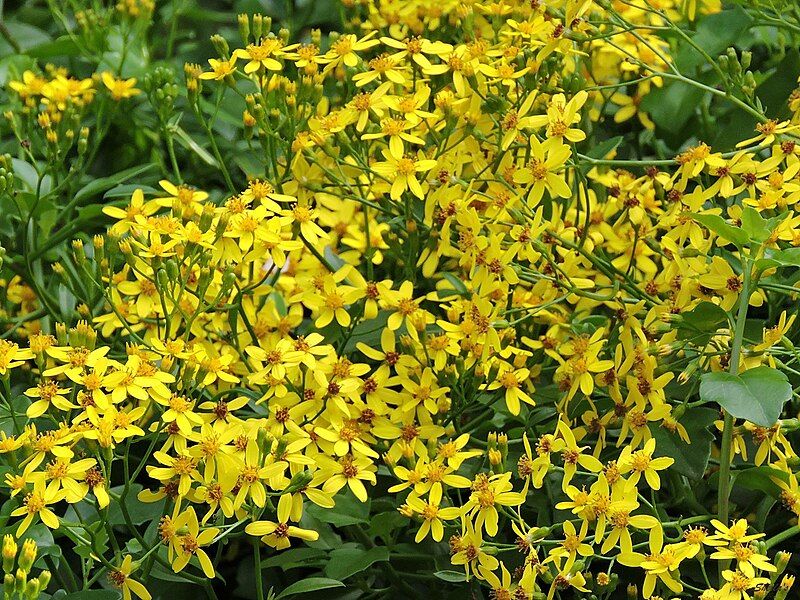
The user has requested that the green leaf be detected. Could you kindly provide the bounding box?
[769,247,800,267]
[275,578,345,599]
[61,592,120,600]
[25,36,80,59]
[308,493,369,527]
[307,489,369,526]
[324,546,389,581]
[368,511,407,544]
[64,484,164,526]
[260,547,328,570]
[675,301,728,344]
[0,22,50,54]
[740,206,771,244]
[434,570,467,583]
[640,81,704,133]
[756,49,800,119]
[341,311,393,354]
[651,407,716,480]
[73,164,157,206]
[586,136,623,160]
[0,396,30,435]
[173,126,219,167]
[734,465,790,498]
[691,213,749,247]
[699,367,791,427]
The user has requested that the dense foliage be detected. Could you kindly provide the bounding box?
[1,0,800,599]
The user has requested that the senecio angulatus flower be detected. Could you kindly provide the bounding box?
[2,0,800,599]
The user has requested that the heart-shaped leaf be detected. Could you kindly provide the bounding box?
[699,366,791,426]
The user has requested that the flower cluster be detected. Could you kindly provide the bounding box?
[2,0,800,599]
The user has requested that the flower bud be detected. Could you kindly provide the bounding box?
[18,540,37,573]
[37,571,49,592]
[210,34,229,59]
[284,470,314,493]
[775,551,792,577]
[15,569,25,594]
[220,269,237,297]
[237,14,250,44]
[156,268,170,291]
[2,536,15,574]
[777,575,795,600]
[252,13,264,40]
[24,577,38,600]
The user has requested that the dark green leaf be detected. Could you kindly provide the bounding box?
[260,547,328,570]
[0,396,30,435]
[676,301,729,344]
[641,81,704,133]
[691,213,749,247]
[741,206,770,243]
[676,7,752,72]
[306,489,369,527]
[434,570,467,583]
[368,511,407,544]
[699,367,791,426]
[734,465,789,498]
[61,592,120,600]
[586,136,623,160]
[73,164,157,206]
[324,546,389,581]
[651,408,716,480]
[275,578,345,599]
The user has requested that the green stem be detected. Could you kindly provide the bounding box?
[717,257,751,577]
[253,539,264,600]
[765,523,800,549]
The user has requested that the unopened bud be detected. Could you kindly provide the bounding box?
[24,578,38,600]
[777,575,795,600]
[775,551,792,577]
[284,470,314,493]
[37,571,49,592]
[18,540,37,573]
[237,14,250,44]
[15,569,25,594]
[2,536,15,573]
[252,13,264,40]
[210,34,229,59]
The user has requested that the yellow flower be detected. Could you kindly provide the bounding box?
[372,149,437,200]
[199,57,238,80]
[171,508,219,578]
[546,520,593,573]
[10,481,64,536]
[512,136,572,205]
[101,72,141,100]
[618,438,674,490]
[322,32,380,70]
[109,555,152,600]
[245,494,319,549]
[619,526,689,598]
[232,37,284,73]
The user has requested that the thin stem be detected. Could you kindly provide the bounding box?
[717,257,751,578]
